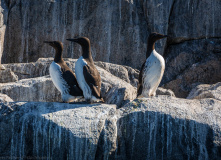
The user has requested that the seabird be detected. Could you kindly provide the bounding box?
[66,37,102,103]
[137,32,167,98]
[44,41,83,102]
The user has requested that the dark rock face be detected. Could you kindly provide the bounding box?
[162,38,221,98]
[1,0,147,69]
[168,0,221,40]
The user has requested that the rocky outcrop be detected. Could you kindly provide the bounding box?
[2,58,139,87]
[1,97,221,159]
[0,102,117,159]
[2,60,51,80]
[95,61,139,87]
[0,64,137,108]
[187,82,221,101]
[162,38,221,98]
[1,58,178,106]
[0,0,220,98]
[0,67,18,83]
[0,93,13,103]
[0,76,61,102]
[156,87,175,97]
[117,97,221,159]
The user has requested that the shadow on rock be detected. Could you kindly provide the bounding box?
[0,102,116,160]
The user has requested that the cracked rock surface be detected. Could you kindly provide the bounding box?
[0,97,221,159]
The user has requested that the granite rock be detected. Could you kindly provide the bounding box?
[0,68,18,83]
[162,38,221,98]
[0,102,117,159]
[0,66,137,108]
[0,93,13,103]
[1,96,221,159]
[187,82,221,101]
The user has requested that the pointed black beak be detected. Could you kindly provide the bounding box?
[160,35,168,38]
[66,39,78,42]
[44,41,52,44]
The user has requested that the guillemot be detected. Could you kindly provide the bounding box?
[44,41,83,102]
[66,37,103,103]
[137,32,167,98]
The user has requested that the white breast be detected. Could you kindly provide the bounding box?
[49,62,69,95]
[142,49,165,97]
[75,56,92,100]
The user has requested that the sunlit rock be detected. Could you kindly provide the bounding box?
[1,97,221,159]
[0,102,117,159]
[156,87,175,97]
[117,96,221,159]
[187,82,221,101]
[0,66,137,107]
[0,93,13,103]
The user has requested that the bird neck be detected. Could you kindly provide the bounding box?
[54,47,63,63]
[82,45,93,62]
[146,40,155,59]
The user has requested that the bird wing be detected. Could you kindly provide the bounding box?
[83,64,101,98]
[60,63,83,96]
[137,58,154,97]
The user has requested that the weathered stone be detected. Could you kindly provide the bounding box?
[0,76,61,102]
[187,82,221,101]
[168,0,221,42]
[0,0,220,99]
[95,61,139,87]
[117,97,221,159]
[0,68,18,83]
[98,66,137,108]
[0,102,117,159]
[0,64,5,70]
[3,58,139,86]
[156,87,175,97]
[162,38,221,98]
[1,97,221,159]
[0,67,137,107]
[1,0,148,69]
[0,93,13,103]
[3,61,51,80]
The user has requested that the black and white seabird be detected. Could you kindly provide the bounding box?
[44,41,83,102]
[66,37,102,103]
[137,32,167,98]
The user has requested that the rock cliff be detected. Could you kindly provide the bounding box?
[0,0,221,159]
[1,97,221,159]
[0,0,220,97]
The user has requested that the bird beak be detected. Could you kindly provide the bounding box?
[66,38,78,42]
[44,41,53,44]
[158,34,168,40]
[161,35,168,38]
